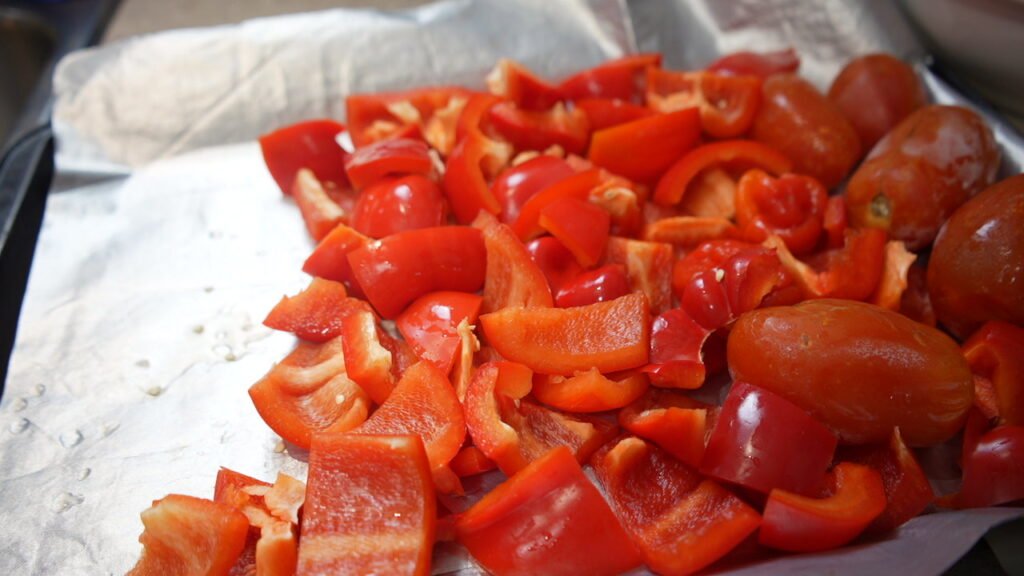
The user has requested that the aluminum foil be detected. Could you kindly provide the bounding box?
[2,0,1021,574]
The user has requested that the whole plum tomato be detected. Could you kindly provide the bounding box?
[845,105,999,251]
[827,54,927,151]
[751,75,861,189]
[927,174,1024,338]
[728,299,973,446]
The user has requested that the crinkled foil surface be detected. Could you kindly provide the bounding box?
[1,1,1020,574]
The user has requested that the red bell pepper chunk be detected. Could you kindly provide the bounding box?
[592,436,761,576]
[823,195,848,249]
[259,119,349,195]
[292,169,347,241]
[558,53,663,103]
[759,462,887,552]
[343,138,433,191]
[735,169,828,255]
[395,291,482,375]
[532,368,649,413]
[767,227,888,301]
[962,321,1024,426]
[554,264,631,308]
[449,445,497,477]
[214,470,304,576]
[262,278,369,342]
[347,226,486,319]
[707,48,801,78]
[126,494,250,576]
[870,239,917,310]
[619,389,714,468]
[644,308,712,390]
[351,174,446,239]
[840,428,935,534]
[671,239,757,300]
[212,468,270,576]
[248,337,370,450]
[455,92,501,142]
[473,211,553,313]
[479,292,650,375]
[443,130,512,224]
[588,108,701,185]
[490,155,575,224]
[346,86,468,148]
[341,307,396,405]
[647,69,763,138]
[539,197,611,268]
[455,445,643,576]
[953,424,1024,508]
[643,216,738,248]
[302,223,370,295]
[654,140,792,206]
[511,168,604,240]
[486,59,563,110]
[299,434,435,575]
[525,236,584,294]
[488,102,590,155]
[604,237,674,314]
[575,98,654,131]
[701,381,838,496]
[354,361,466,488]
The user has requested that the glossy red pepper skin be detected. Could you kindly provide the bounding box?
[654,140,792,207]
[558,53,662,103]
[576,98,654,130]
[646,69,762,138]
[491,156,575,224]
[735,169,828,255]
[961,321,1024,427]
[554,264,631,308]
[488,102,590,155]
[538,197,611,268]
[343,138,433,191]
[525,236,584,293]
[588,108,701,185]
[954,424,1024,508]
[351,174,446,239]
[707,48,800,78]
[395,291,482,375]
[302,223,370,296]
[259,119,349,194]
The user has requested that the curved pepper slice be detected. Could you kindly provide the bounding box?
[759,462,887,552]
[346,86,468,148]
[473,211,553,313]
[396,291,483,375]
[512,168,604,240]
[554,264,632,308]
[533,368,649,413]
[647,69,762,138]
[488,102,590,155]
[558,53,662,103]
[479,293,650,375]
[767,227,888,301]
[299,434,435,576]
[576,98,654,131]
[526,236,585,294]
[870,240,916,310]
[347,226,486,319]
[259,119,349,194]
[292,169,346,241]
[450,445,498,478]
[707,48,801,78]
[588,108,701,185]
[643,216,738,248]
[343,138,433,191]
[444,131,512,224]
[592,436,761,576]
[263,278,370,343]
[654,140,792,206]
[490,155,575,224]
[735,169,828,255]
[604,237,674,314]
[619,390,714,468]
[539,197,610,268]
[962,321,1024,426]
[341,307,396,404]
[950,423,1024,509]
[644,308,712,390]
[302,223,371,296]
[486,59,562,110]
[455,446,642,576]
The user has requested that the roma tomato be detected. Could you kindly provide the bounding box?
[846,105,999,250]
[927,174,1024,338]
[259,119,348,194]
[752,74,861,188]
[351,174,445,239]
[707,48,800,78]
[728,299,974,445]
[490,155,575,224]
[827,54,927,151]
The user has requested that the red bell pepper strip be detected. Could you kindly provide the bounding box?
[346,86,468,148]
[654,140,792,207]
[395,291,482,375]
[473,211,553,313]
[354,361,467,490]
[706,48,801,78]
[618,390,714,468]
[604,237,674,315]
[485,59,563,110]
[759,462,887,552]
[259,119,349,194]
[823,195,848,249]
[443,130,512,224]
[126,494,250,576]
[351,174,446,239]
[575,98,654,130]
[343,138,433,191]
[532,368,649,413]
[539,197,611,268]
[212,468,269,576]
[341,307,396,405]
[643,216,738,249]
[479,292,650,375]
[449,445,498,477]
[953,424,1024,508]
[592,436,761,576]
[644,308,712,390]
[766,227,888,301]
[734,169,828,255]
[554,264,631,308]
[455,445,643,576]
[870,240,917,310]
[525,236,584,294]
[490,155,575,224]
[840,428,934,534]
[455,92,502,142]
[291,169,346,241]
[262,279,374,343]
[347,226,486,319]
[701,381,838,496]
[671,239,757,301]
[248,337,370,450]
[214,470,304,576]
[588,108,701,185]
[302,223,370,296]
[646,69,762,138]
[299,434,435,576]
[511,168,604,240]
[488,102,590,155]
[558,53,662,103]
[962,321,1024,426]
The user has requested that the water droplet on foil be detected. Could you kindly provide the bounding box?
[9,418,29,434]
[53,492,84,513]
[34,384,46,397]
[11,398,27,412]
[60,430,84,448]
[101,422,120,437]
[78,468,92,481]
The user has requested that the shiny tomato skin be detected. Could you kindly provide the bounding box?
[846,105,999,250]
[491,156,575,224]
[351,174,445,239]
[927,174,1024,338]
[827,54,927,151]
[751,75,861,188]
[728,299,973,446]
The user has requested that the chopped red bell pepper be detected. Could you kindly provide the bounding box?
[532,368,649,413]
[539,197,611,268]
[707,48,801,78]
[302,223,370,296]
[962,321,1024,426]
[619,389,714,468]
[953,424,1024,508]
[291,169,347,241]
[486,59,562,110]
[395,291,482,375]
[575,98,654,130]
[299,434,435,575]
[525,236,585,294]
[604,237,674,315]
[351,174,446,238]
[701,381,838,496]
[643,216,738,248]
[343,138,433,191]
[554,264,631,308]
[822,195,848,249]
[646,69,762,138]
[735,169,828,255]
[262,278,375,343]
[443,130,512,224]
[490,155,575,224]
[592,436,761,576]
[870,240,917,310]
[479,292,650,375]
[340,307,396,405]
[644,308,712,390]
[488,102,590,155]
[347,226,486,319]
[449,445,498,477]
[512,168,604,240]
[671,239,756,301]
[259,119,349,194]
[654,140,792,207]
[588,108,701,185]
[212,468,269,576]
[759,462,887,552]
[473,211,554,313]
[558,53,662,103]
[455,445,643,576]
[346,86,468,148]
[767,227,888,301]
